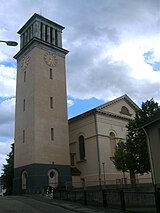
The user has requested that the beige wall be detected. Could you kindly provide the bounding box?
[69,114,99,177]
[14,50,35,167]
[69,98,138,185]
[96,113,128,174]
[14,46,70,168]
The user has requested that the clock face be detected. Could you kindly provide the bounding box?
[44,52,58,67]
[21,55,30,70]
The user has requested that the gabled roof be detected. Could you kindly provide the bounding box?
[96,94,139,111]
[69,94,139,123]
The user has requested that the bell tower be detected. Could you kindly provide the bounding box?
[13,13,71,194]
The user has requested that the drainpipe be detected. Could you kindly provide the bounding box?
[142,128,155,185]
[94,111,101,187]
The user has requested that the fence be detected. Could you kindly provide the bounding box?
[66,177,153,189]
[44,185,156,211]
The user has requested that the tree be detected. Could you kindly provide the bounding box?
[126,98,159,184]
[112,98,159,184]
[112,139,128,180]
[2,144,14,194]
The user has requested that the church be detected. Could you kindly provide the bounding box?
[69,94,139,188]
[13,14,148,194]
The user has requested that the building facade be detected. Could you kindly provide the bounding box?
[13,13,71,194]
[69,95,141,187]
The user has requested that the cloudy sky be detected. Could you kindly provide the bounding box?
[0,0,160,173]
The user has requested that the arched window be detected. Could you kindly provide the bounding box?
[21,170,27,190]
[120,106,130,116]
[48,169,59,188]
[79,135,85,161]
[109,132,116,157]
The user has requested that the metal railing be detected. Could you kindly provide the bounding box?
[44,185,156,212]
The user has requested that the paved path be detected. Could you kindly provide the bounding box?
[0,195,157,213]
[0,196,78,213]
[30,195,120,213]
[32,194,157,213]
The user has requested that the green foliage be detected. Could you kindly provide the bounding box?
[126,98,159,176]
[113,98,159,181]
[2,144,14,194]
[112,140,128,173]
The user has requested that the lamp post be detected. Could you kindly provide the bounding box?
[0,40,18,46]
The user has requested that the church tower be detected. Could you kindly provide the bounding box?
[13,13,71,194]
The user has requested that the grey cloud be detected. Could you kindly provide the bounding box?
[0,141,12,155]
[0,98,15,138]
[0,123,14,138]
[63,0,159,102]
[67,58,132,99]
[67,54,160,102]
[0,80,16,97]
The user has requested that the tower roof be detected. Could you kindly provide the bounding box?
[18,13,64,34]
[15,13,68,57]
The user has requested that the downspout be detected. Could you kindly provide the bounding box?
[94,111,101,187]
[143,128,156,185]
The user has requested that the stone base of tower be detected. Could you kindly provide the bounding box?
[13,163,71,195]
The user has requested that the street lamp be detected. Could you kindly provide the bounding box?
[0,40,18,46]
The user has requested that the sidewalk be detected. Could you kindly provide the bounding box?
[29,194,156,213]
[50,198,121,213]
[29,195,126,213]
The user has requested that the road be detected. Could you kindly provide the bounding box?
[0,195,74,213]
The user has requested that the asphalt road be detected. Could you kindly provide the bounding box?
[0,196,74,213]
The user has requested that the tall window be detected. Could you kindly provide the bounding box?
[50,97,53,109]
[79,135,85,161]
[24,71,26,82]
[55,29,58,46]
[40,22,43,40]
[45,25,48,42]
[109,132,116,157]
[23,99,25,111]
[50,28,53,44]
[51,128,54,141]
[23,130,25,143]
[50,68,53,79]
